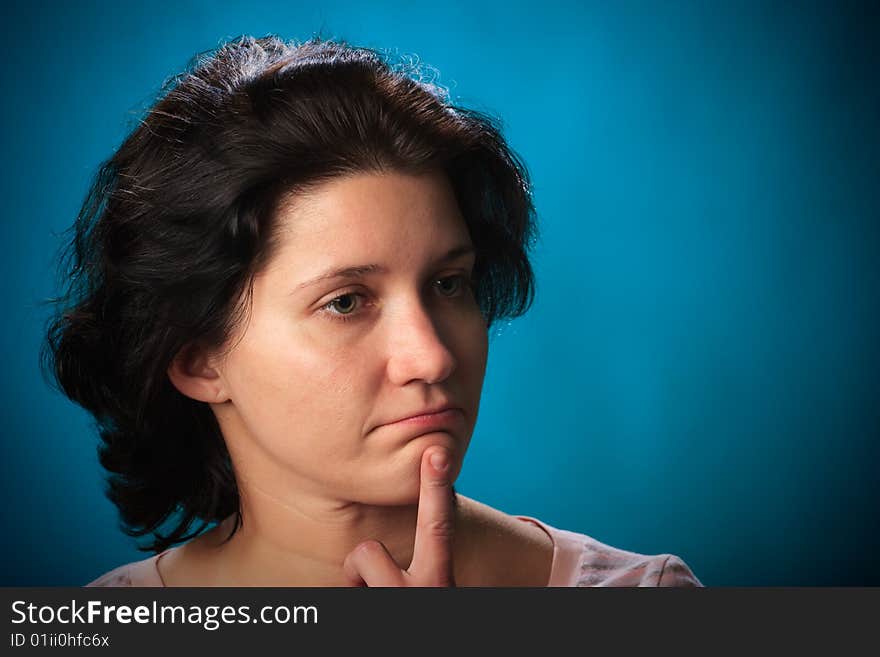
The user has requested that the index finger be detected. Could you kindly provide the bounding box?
[407,446,456,586]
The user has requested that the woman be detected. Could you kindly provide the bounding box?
[44,35,702,587]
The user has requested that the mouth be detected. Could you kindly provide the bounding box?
[380,408,465,433]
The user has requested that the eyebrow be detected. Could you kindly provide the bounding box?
[293,244,476,292]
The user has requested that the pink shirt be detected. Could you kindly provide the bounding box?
[86,515,703,587]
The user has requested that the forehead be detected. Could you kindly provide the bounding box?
[269,170,471,268]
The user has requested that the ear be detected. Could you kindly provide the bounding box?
[167,341,230,404]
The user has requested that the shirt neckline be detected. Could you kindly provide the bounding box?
[513,515,585,586]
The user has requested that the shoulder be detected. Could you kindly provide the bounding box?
[455,496,555,586]
[516,517,703,587]
[576,534,702,587]
[85,552,169,587]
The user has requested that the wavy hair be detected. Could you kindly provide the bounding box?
[41,34,538,552]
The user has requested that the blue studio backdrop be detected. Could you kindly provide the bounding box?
[2,0,878,586]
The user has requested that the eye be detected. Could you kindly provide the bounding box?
[434,274,467,297]
[320,292,366,323]
[318,274,473,324]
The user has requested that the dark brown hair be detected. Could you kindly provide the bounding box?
[41,34,538,552]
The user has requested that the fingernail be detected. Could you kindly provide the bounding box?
[430,450,449,473]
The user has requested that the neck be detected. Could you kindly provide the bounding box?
[181,478,467,587]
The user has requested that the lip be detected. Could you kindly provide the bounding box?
[381,407,464,430]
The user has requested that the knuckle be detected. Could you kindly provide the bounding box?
[356,540,384,557]
[424,518,455,539]
[424,477,450,489]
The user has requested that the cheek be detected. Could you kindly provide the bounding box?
[223,327,369,454]
[450,309,489,379]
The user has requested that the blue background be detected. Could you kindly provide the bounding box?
[2,0,877,586]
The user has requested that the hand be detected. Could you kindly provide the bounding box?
[342,447,456,587]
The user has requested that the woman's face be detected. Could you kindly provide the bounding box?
[210,170,488,505]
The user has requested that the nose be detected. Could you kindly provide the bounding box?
[385,299,457,386]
